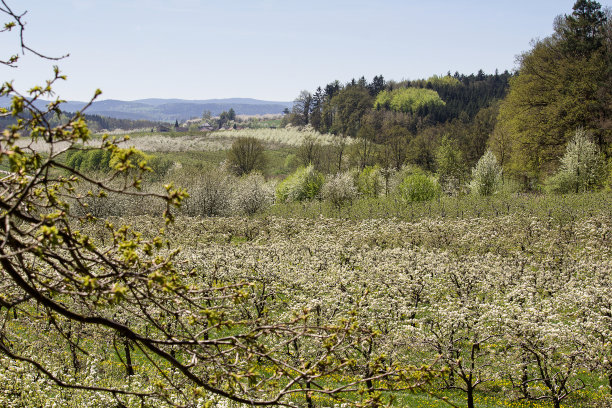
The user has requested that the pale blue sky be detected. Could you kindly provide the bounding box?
[1,0,602,102]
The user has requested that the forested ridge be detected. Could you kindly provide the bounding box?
[285,0,611,188]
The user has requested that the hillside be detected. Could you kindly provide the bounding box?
[0,96,292,122]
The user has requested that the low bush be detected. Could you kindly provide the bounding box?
[275,165,325,202]
[355,165,383,198]
[396,172,441,202]
[180,166,234,217]
[232,172,275,215]
[322,172,358,208]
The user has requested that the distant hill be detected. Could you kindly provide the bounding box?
[0,97,292,122]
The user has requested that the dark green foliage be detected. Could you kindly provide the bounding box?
[0,111,161,132]
[299,72,510,137]
[325,85,373,137]
[285,72,510,180]
[561,0,607,57]
[367,75,386,96]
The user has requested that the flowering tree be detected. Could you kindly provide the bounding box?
[547,128,606,193]
[470,150,502,196]
[0,3,429,407]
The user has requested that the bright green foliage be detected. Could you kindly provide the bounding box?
[397,172,441,202]
[275,164,325,202]
[547,128,606,193]
[66,149,112,171]
[470,150,503,196]
[65,148,172,179]
[355,165,383,197]
[374,88,445,113]
[427,75,461,87]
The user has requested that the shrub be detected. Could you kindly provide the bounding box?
[227,136,266,176]
[275,165,324,203]
[436,137,466,195]
[397,172,441,202]
[65,149,112,172]
[470,150,502,196]
[283,153,299,172]
[146,156,174,180]
[322,172,358,208]
[546,129,606,194]
[355,165,383,198]
[182,167,233,216]
[232,173,275,215]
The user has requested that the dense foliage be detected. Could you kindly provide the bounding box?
[495,0,612,183]
[373,88,446,114]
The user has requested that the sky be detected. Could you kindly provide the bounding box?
[1,0,605,102]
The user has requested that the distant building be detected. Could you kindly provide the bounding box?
[184,118,202,126]
[199,123,215,132]
[157,124,171,132]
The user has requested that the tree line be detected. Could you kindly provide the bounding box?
[284,70,512,173]
[285,0,611,190]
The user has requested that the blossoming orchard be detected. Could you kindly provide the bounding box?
[2,1,612,407]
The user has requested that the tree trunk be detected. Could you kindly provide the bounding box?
[467,386,475,408]
[124,338,134,376]
[306,383,314,408]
